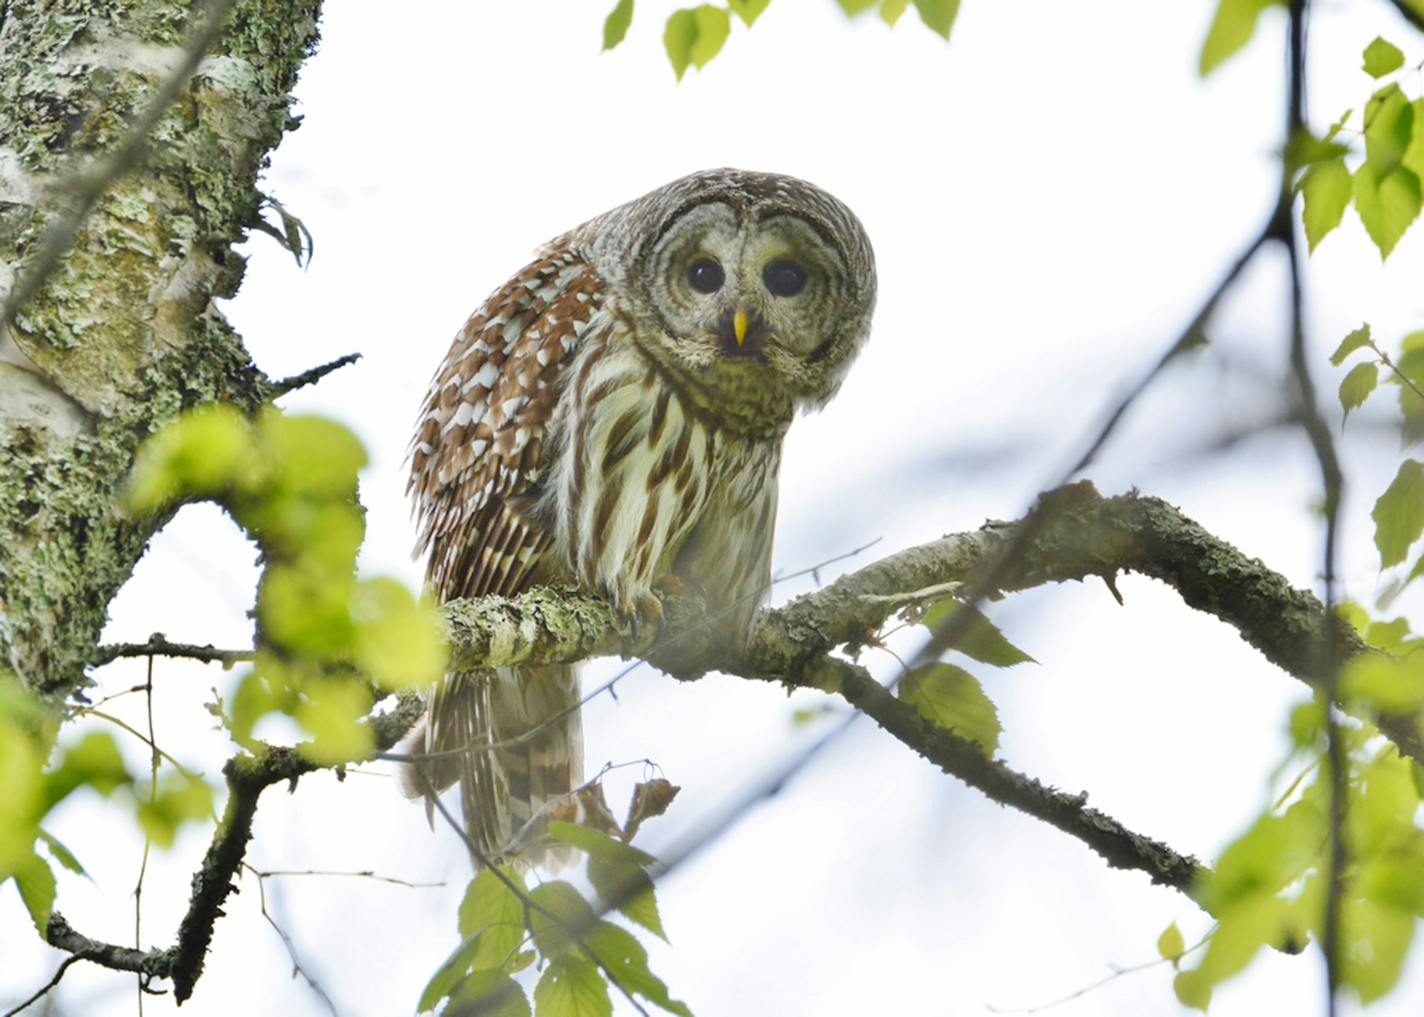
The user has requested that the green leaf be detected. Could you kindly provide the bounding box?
[836,0,880,13]
[1373,460,1424,568]
[458,867,528,970]
[549,823,667,942]
[533,956,611,1017]
[1287,699,1324,748]
[1364,37,1406,79]
[899,663,1001,755]
[447,969,531,1017]
[528,881,599,959]
[546,822,655,866]
[1330,324,1373,366]
[0,719,46,879]
[1157,921,1186,963]
[878,0,908,25]
[37,830,86,878]
[1349,751,1419,856]
[584,921,693,1016]
[1341,654,1424,712]
[1339,361,1380,422]
[1199,0,1280,77]
[1364,85,1414,182]
[1173,968,1212,1011]
[12,850,55,937]
[42,730,131,811]
[1301,158,1352,253]
[1343,898,1415,1003]
[258,563,356,659]
[1201,802,1325,914]
[922,600,1035,667]
[1357,163,1424,260]
[257,411,366,499]
[1394,332,1424,444]
[663,6,730,80]
[135,774,214,849]
[602,0,634,49]
[727,0,770,27]
[350,578,447,690]
[419,935,482,1013]
[125,404,264,513]
[911,0,959,38]
[1195,893,1292,985]
[294,676,375,765]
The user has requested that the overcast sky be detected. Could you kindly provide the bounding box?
[7,2,1424,1015]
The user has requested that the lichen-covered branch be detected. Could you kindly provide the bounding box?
[443,482,1413,760]
[430,482,1421,902]
[801,656,1204,893]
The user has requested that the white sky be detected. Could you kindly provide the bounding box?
[7,1,1424,1015]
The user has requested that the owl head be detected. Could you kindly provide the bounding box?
[580,168,876,426]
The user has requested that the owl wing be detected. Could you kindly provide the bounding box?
[409,240,603,601]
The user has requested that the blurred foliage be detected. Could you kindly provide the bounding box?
[128,405,447,765]
[2,405,448,957]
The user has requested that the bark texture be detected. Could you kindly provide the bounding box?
[0,0,320,697]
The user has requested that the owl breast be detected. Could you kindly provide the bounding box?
[544,322,783,636]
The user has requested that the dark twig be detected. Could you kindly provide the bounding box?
[1386,0,1424,34]
[244,864,338,1016]
[0,0,238,332]
[267,353,363,398]
[92,634,254,667]
[1279,1,1346,1010]
[1,955,84,1017]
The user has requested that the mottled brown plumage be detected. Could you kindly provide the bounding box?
[404,168,876,867]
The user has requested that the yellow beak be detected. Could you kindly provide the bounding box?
[732,308,750,346]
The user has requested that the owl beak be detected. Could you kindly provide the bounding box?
[732,308,750,347]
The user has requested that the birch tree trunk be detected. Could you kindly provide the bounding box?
[0,0,321,697]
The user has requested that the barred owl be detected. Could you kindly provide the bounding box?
[403,168,876,867]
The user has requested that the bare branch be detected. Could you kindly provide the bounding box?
[267,353,363,399]
[92,635,255,668]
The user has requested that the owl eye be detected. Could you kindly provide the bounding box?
[687,258,725,294]
[762,259,807,298]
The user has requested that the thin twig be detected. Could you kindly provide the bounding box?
[250,868,444,889]
[986,932,1212,1014]
[134,656,158,1017]
[243,864,338,1016]
[74,709,200,780]
[268,353,363,398]
[1,955,84,1017]
[0,0,238,332]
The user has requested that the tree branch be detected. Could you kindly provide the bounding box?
[40,690,425,1002]
[441,483,1408,756]
[429,482,1421,898]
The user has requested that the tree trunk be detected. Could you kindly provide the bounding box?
[0,0,321,698]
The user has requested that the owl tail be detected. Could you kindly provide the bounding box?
[399,664,583,871]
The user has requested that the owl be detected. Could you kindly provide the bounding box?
[403,168,876,867]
